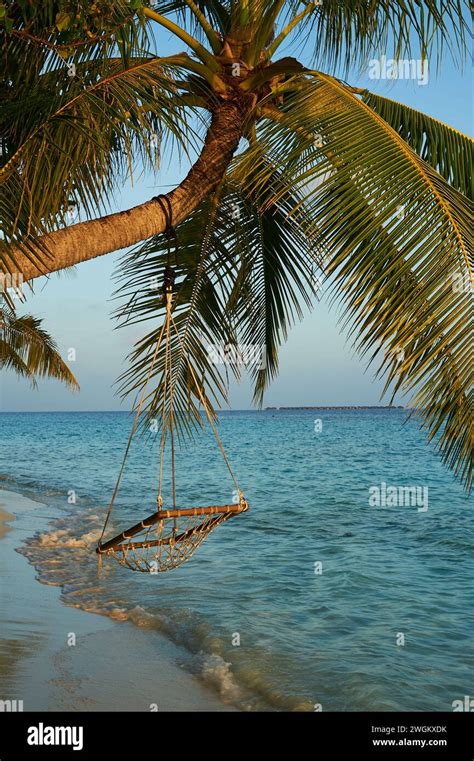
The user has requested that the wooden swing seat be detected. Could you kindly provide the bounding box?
[97,497,249,573]
[97,501,249,555]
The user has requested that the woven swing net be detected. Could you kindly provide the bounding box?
[98,499,248,573]
[97,267,249,573]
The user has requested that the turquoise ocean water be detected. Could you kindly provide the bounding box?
[0,409,472,710]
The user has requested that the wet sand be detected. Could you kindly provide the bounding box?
[0,506,15,539]
[0,488,232,711]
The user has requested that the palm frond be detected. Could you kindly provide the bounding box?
[360,90,473,197]
[114,162,322,433]
[154,0,232,38]
[285,0,469,72]
[1,0,152,81]
[114,186,238,441]
[236,71,472,488]
[0,54,203,273]
[0,307,79,390]
[225,155,321,404]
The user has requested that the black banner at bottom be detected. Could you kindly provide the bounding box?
[0,711,472,759]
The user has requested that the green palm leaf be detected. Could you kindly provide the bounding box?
[114,165,321,431]
[286,0,468,70]
[155,0,232,37]
[1,0,151,77]
[0,54,201,273]
[237,71,472,488]
[225,156,321,403]
[114,186,239,441]
[0,307,79,390]
[360,90,473,196]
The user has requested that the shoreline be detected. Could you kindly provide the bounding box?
[0,487,234,712]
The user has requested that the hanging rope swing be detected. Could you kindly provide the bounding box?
[96,197,249,573]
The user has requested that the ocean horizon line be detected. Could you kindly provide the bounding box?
[0,405,406,414]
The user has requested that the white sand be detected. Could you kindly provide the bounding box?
[0,488,233,711]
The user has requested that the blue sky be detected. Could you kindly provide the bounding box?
[1,13,472,411]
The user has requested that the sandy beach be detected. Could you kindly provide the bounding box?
[0,488,232,711]
[0,507,15,540]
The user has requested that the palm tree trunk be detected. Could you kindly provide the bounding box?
[5,101,246,282]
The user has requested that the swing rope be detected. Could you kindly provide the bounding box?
[97,318,166,552]
[96,198,248,573]
[169,309,241,496]
[98,195,175,550]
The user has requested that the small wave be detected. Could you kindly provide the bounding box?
[26,526,101,550]
[198,653,244,704]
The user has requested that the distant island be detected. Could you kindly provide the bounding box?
[265,405,405,410]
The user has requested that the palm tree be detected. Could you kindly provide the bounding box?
[0,1,472,487]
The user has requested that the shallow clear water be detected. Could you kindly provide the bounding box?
[0,409,472,710]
